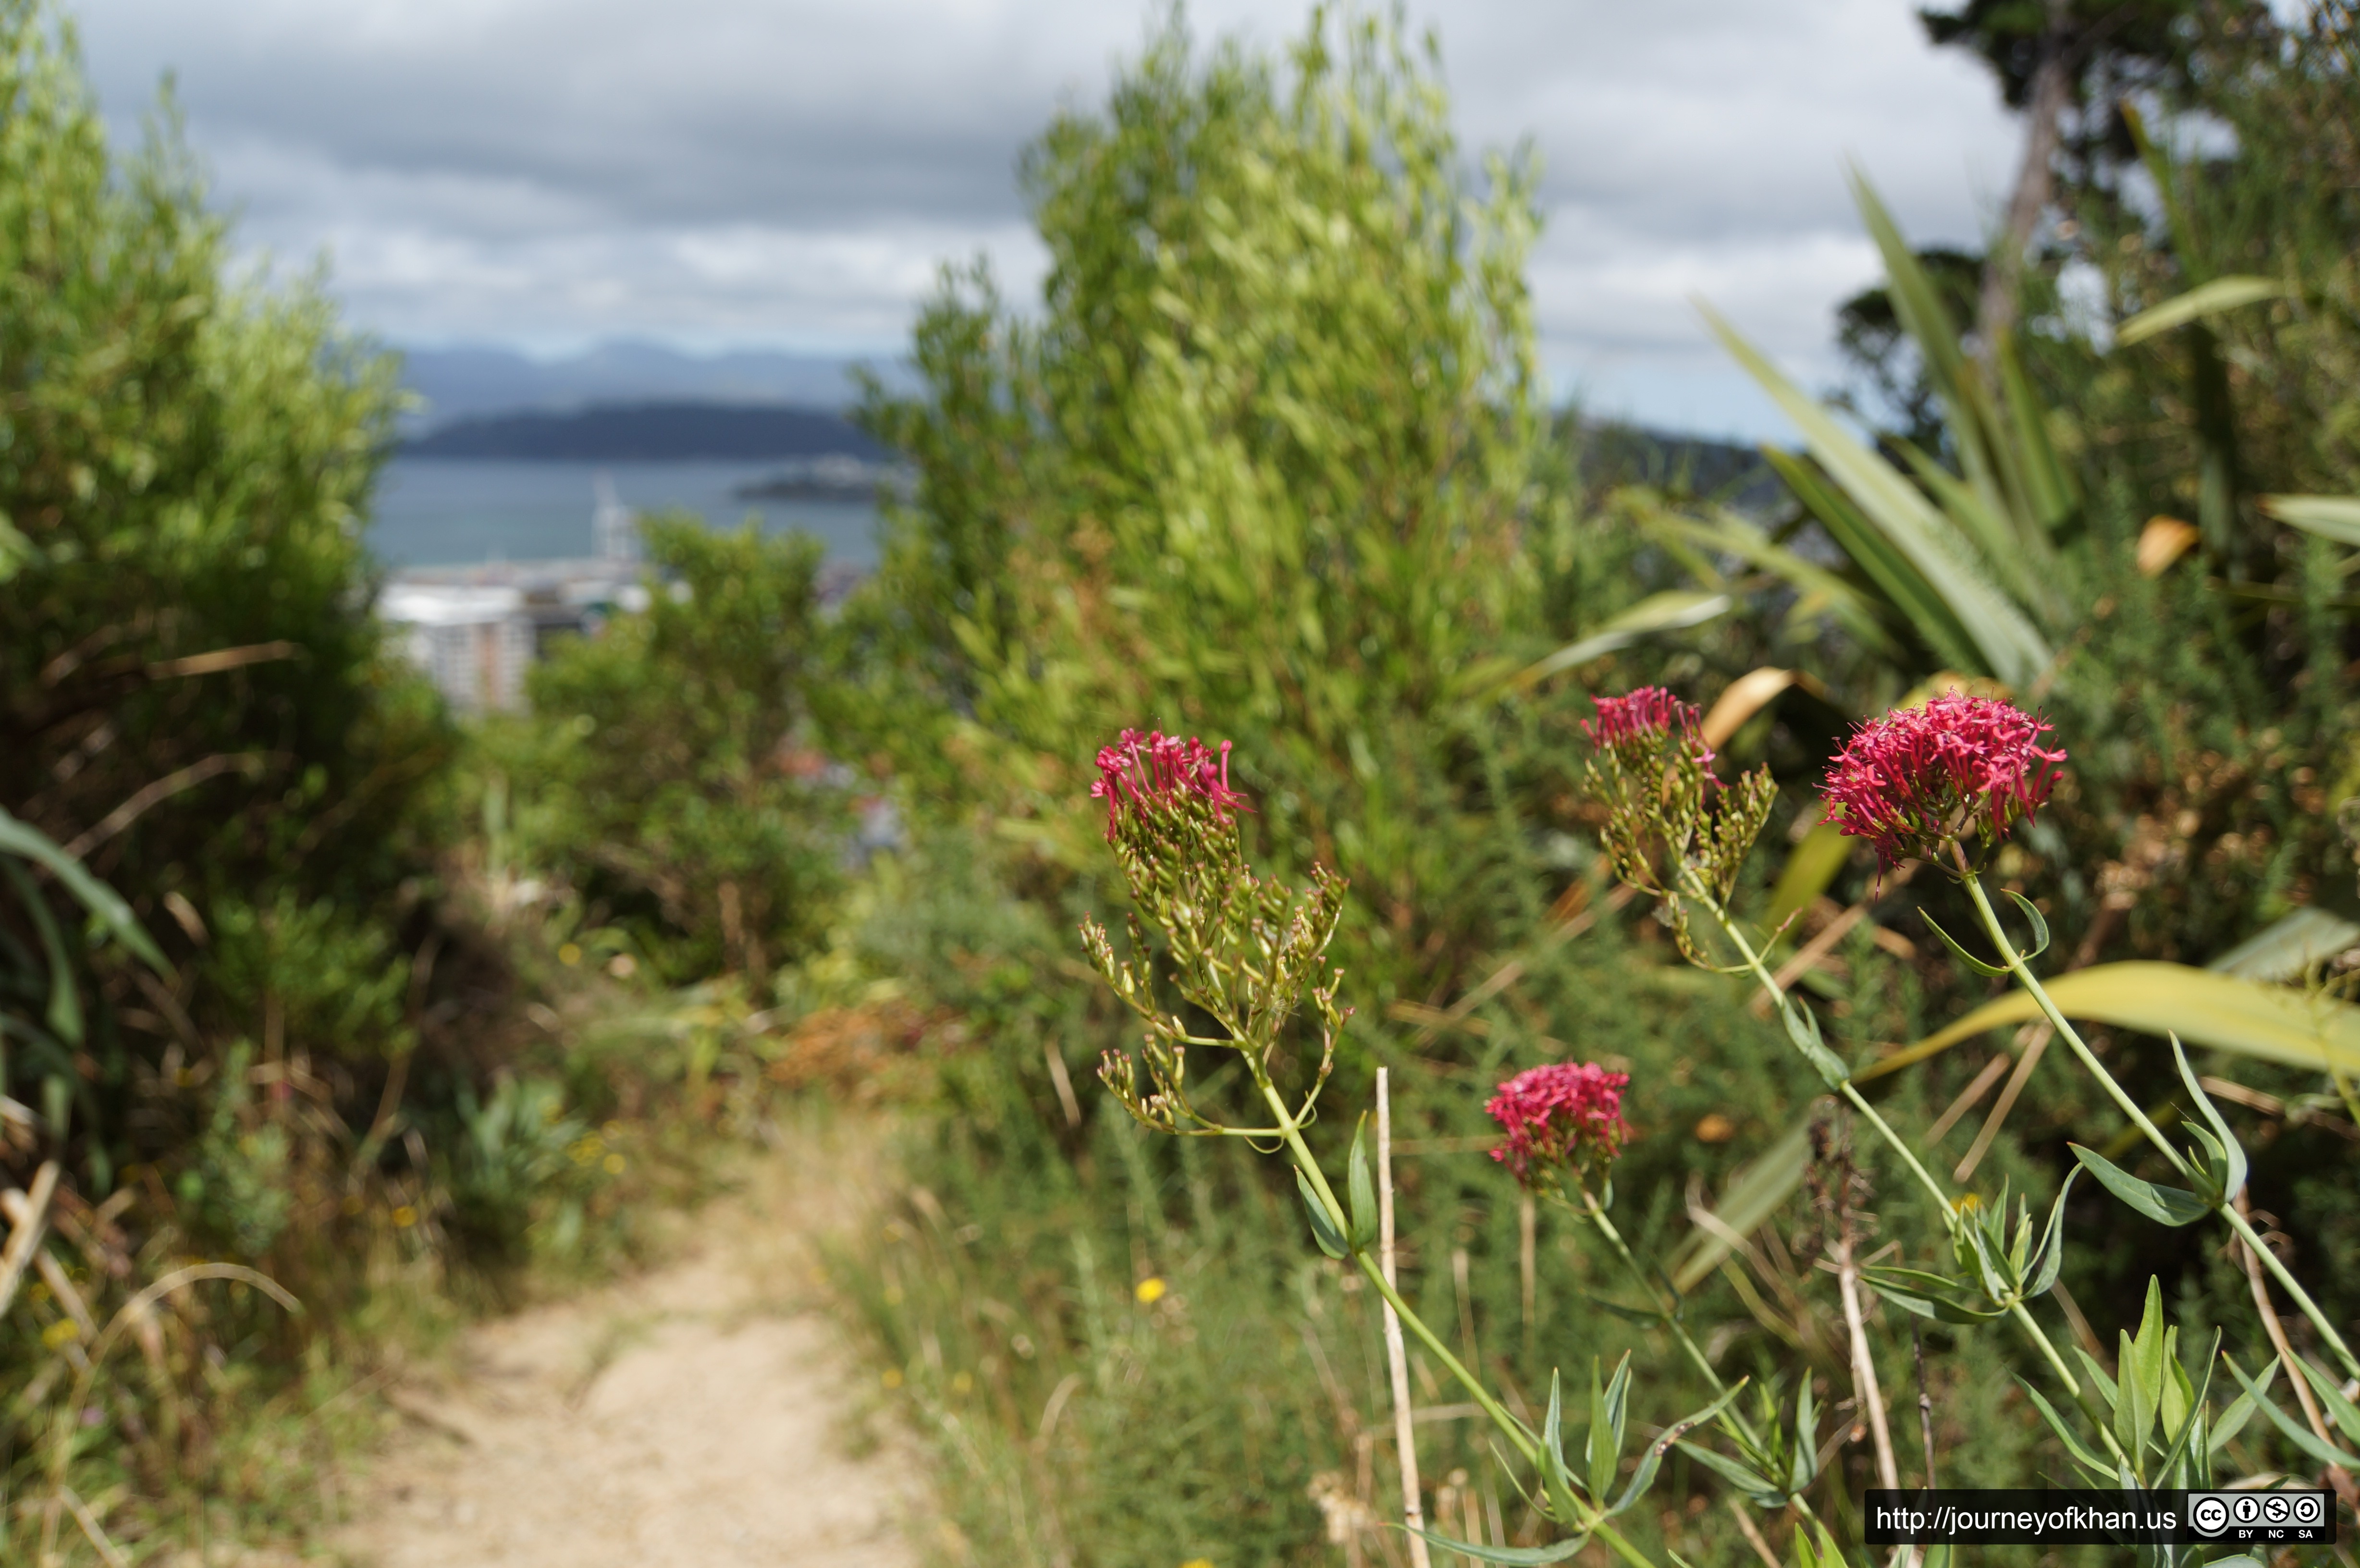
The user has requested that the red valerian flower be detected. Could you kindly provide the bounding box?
[1091,729,1250,843]
[1821,693,2066,867]
[1582,686,1714,767]
[1486,1062,1631,1187]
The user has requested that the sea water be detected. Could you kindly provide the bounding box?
[370,458,881,569]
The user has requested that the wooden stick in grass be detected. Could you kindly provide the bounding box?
[0,1160,60,1319]
[1378,1069,1432,1568]
[2234,1190,2358,1510]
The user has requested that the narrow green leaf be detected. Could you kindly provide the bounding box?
[1603,1351,1633,1454]
[1861,1280,1941,1321]
[1668,1120,1813,1294]
[2221,1354,2360,1470]
[1861,1266,2005,1323]
[1511,590,1732,690]
[2209,1374,2268,1456]
[2171,1036,2247,1203]
[1673,1436,1784,1507]
[1569,1288,1674,1324]
[1791,1520,1847,1568]
[2122,1282,2166,1449]
[1296,1168,1349,1259]
[2119,101,2202,278]
[1704,302,2053,686]
[2018,1378,2117,1482]
[0,806,169,974]
[2258,493,2360,547]
[1893,435,2013,564]
[1920,910,2010,978]
[2153,1333,2214,1486]
[2,860,82,1049]
[1850,171,2015,529]
[1789,1377,1819,1493]
[2209,906,2360,981]
[1613,1380,1749,1515]
[1760,446,1983,673]
[1893,436,2049,611]
[2070,1145,2210,1228]
[1644,506,1899,656]
[1995,326,2078,530]
[1586,1359,1619,1502]
[2024,1169,2079,1298]
[1956,1211,2014,1305]
[2291,1354,2360,1450]
[2115,276,2287,348]
[2073,1346,2120,1409]
[1780,1001,1851,1087]
[1541,1371,1584,1526]
[1766,821,1855,937]
[1347,1115,1378,1252]
[2000,890,2051,961]
[2181,1122,2237,1208]
[1402,1526,1589,1564]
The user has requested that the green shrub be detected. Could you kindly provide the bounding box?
[494,514,850,984]
[841,9,1591,1017]
[0,0,447,1188]
[0,5,641,1550]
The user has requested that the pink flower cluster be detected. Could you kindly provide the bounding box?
[1582,687,1712,764]
[1486,1062,1631,1187]
[1091,729,1250,843]
[1821,693,2066,866]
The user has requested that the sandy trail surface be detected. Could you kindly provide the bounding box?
[334,1125,922,1568]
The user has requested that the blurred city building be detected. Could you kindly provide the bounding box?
[377,473,648,713]
[376,471,866,713]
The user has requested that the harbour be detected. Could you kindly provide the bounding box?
[374,461,881,712]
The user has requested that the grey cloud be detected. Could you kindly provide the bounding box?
[81,0,1156,225]
[71,0,2023,436]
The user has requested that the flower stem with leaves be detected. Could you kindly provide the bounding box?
[1081,730,1705,1567]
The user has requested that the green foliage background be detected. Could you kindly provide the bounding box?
[486,516,848,984]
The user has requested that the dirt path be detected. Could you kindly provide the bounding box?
[333,1120,923,1568]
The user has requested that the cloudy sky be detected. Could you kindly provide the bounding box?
[72,0,2024,440]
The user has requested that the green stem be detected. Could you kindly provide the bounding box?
[2221,1199,2360,1383]
[1956,870,2360,1384]
[1580,1191,1767,1447]
[1590,1518,1663,1568]
[1684,871,2137,1466]
[1691,879,1956,1222]
[1254,1074,1538,1467]
[2007,1300,2130,1464]
[1584,1196,1731,1395]
[1955,871,2185,1174]
[1258,1074,1666,1567]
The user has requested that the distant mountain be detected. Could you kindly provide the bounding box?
[404,401,890,463]
[1561,418,1781,512]
[395,342,917,427]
